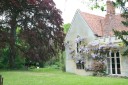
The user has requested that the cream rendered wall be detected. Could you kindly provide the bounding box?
[65,10,128,76]
[65,10,95,74]
[121,55,128,76]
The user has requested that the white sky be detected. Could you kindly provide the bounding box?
[53,0,106,24]
[53,0,128,24]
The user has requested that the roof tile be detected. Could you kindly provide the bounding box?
[80,12,128,36]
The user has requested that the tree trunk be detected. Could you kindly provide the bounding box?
[9,44,16,69]
[8,14,17,69]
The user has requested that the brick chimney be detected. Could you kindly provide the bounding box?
[106,0,115,15]
[103,0,116,36]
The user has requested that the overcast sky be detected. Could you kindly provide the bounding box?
[53,0,128,24]
[53,0,106,24]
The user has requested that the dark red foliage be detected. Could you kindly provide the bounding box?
[0,0,65,67]
[27,0,36,5]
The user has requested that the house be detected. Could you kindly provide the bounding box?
[65,0,128,76]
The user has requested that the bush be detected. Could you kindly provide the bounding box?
[0,47,25,69]
[92,60,106,76]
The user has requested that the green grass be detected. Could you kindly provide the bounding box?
[0,68,128,85]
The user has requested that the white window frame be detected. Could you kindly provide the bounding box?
[106,50,121,75]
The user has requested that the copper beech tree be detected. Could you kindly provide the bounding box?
[0,0,65,68]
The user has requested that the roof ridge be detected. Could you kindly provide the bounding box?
[80,10,128,36]
[81,11,105,18]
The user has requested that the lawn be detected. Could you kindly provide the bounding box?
[0,68,128,85]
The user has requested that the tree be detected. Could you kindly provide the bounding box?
[111,0,128,56]
[63,23,70,34]
[0,0,65,69]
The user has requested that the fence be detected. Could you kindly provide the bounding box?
[0,75,3,85]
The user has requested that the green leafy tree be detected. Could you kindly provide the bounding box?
[112,0,128,56]
[63,23,70,33]
[0,0,65,69]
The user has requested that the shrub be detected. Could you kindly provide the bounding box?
[92,60,106,76]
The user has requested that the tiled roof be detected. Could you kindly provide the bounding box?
[80,12,128,36]
[81,12,104,36]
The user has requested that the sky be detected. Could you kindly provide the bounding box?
[53,0,106,24]
[53,0,128,24]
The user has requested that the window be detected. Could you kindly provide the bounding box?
[107,51,121,74]
[76,60,84,69]
[77,42,79,53]
[77,41,81,53]
[116,52,121,74]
